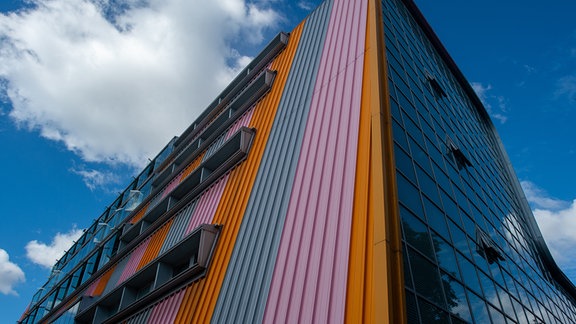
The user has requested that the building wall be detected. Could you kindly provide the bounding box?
[382,0,576,323]
[20,0,576,323]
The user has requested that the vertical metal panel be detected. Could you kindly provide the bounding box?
[103,255,129,294]
[263,0,368,322]
[130,202,149,224]
[147,289,185,323]
[158,201,197,254]
[92,265,116,296]
[225,108,255,140]
[201,134,227,163]
[126,308,151,324]
[136,219,173,271]
[161,174,182,199]
[84,280,98,297]
[173,21,305,324]
[211,2,333,323]
[183,175,229,235]
[345,0,405,322]
[116,237,151,285]
[180,153,204,181]
[202,108,255,163]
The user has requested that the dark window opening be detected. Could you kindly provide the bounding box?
[475,227,504,264]
[426,73,446,98]
[446,138,472,170]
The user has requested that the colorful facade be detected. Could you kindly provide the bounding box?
[20,0,576,323]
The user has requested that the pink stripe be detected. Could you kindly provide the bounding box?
[85,281,98,296]
[225,108,255,140]
[184,175,229,235]
[161,173,183,199]
[147,289,185,323]
[263,0,367,323]
[116,238,150,285]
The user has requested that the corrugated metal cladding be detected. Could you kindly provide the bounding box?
[125,307,151,324]
[158,201,196,254]
[171,21,306,323]
[211,0,333,323]
[263,0,368,322]
[51,0,390,321]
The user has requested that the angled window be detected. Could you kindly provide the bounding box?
[475,227,504,264]
[446,137,472,170]
[426,73,446,98]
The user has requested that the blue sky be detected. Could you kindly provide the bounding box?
[0,0,575,321]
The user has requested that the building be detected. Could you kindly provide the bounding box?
[19,0,576,323]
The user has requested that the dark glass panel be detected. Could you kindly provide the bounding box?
[401,206,434,259]
[467,290,491,324]
[397,172,424,217]
[408,248,446,307]
[441,272,472,322]
[418,297,450,323]
[423,196,450,240]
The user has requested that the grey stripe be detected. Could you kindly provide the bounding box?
[158,200,197,254]
[211,1,334,323]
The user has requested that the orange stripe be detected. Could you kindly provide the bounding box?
[136,218,174,271]
[180,152,205,182]
[346,0,405,323]
[173,22,305,324]
[345,0,373,320]
[92,264,116,296]
[130,201,150,224]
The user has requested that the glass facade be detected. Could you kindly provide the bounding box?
[382,0,576,322]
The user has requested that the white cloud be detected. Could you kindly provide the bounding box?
[521,181,576,280]
[555,75,576,104]
[297,1,315,11]
[0,249,25,296]
[0,0,279,168]
[25,227,84,269]
[521,180,570,210]
[71,166,121,191]
[470,81,508,124]
[533,201,576,278]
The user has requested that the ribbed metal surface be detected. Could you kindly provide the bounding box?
[263,0,368,322]
[136,219,173,271]
[147,289,185,323]
[211,1,333,323]
[161,175,182,199]
[129,202,149,224]
[180,154,204,181]
[125,307,151,324]
[183,176,229,235]
[202,134,226,162]
[103,256,129,294]
[158,201,197,254]
[202,108,254,162]
[173,21,305,323]
[92,265,116,296]
[225,108,254,140]
[116,237,151,285]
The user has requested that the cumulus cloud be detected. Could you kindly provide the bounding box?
[0,249,25,296]
[521,181,576,280]
[25,227,84,268]
[0,0,279,168]
[470,81,508,124]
